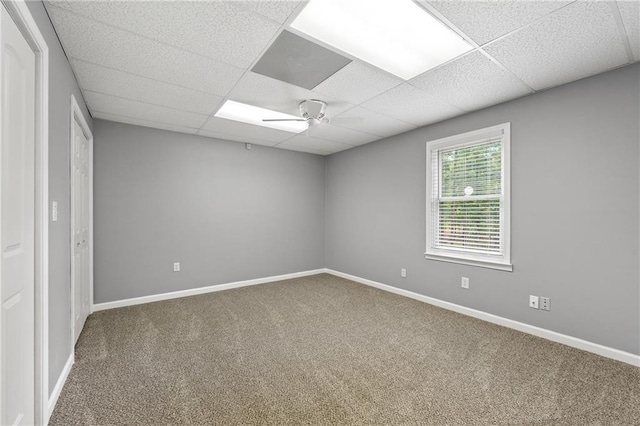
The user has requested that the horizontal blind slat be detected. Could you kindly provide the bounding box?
[440,140,502,198]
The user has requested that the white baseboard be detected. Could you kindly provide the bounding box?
[325,269,640,368]
[92,269,326,312]
[48,353,74,420]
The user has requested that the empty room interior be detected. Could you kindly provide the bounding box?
[1,0,640,424]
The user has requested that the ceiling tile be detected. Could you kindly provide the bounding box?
[85,92,209,129]
[240,1,307,24]
[424,0,572,45]
[201,117,296,144]
[274,144,330,156]
[332,107,417,138]
[92,112,199,135]
[484,1,630,91]
[48,1,279,68]
[228,72,353,117]
[280,134,353,153]
[410,51,532,111]
[71,60,223,115]
[197,129,280,148]
[313,61,403,104]
[361,83,463,127]
[47,0,635,152]
[618,0,640,61]
[46,5,244,96]
[307,124,379,146]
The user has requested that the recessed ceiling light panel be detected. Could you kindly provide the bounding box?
[214,100,308,133]
[290,0,473,80]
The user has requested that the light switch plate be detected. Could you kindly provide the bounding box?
[52,201,58,222]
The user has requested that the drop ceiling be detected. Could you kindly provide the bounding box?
[45,0,639,156]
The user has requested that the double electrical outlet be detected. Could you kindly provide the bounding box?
[529,295,550,311]
[461,277,469,289]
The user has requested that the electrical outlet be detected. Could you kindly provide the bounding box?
[173,262,180,272]
[400,268,407,278]
[529,295,539,309]
[52,201,58,222]
[541,297,550,311]
[461,277,469,289]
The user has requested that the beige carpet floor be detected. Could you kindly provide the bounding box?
[50,273,639,425]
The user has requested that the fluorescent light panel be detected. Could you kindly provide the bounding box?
[290,0,473,80]
[214,100,307,133]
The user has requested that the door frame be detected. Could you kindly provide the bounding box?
[69,94,93,346]
[0,0,49,424]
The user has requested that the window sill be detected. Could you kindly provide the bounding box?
[424,253,513,272]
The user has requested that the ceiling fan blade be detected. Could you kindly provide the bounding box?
[262,118,307,122]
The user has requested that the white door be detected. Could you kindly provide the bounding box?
[72,118,90,343]
[0,3,36,425]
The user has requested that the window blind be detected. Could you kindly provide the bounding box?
[430,139,503,255]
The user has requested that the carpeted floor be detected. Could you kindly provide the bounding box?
[50,273,639,425]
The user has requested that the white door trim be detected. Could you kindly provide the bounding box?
[0,0,49,424]
[69,94,93,347]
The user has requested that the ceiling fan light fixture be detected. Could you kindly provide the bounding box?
[299,99,327,122]
[290,0,473,80]
[214,100,308,133]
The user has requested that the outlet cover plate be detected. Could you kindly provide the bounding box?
[529,295,539,309]
[461,277,469,289]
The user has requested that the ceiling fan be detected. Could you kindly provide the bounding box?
[263,99,330,127]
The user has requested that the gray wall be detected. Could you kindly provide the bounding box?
[24,1,94,395]
[325,64,640,356]
[93,121,325,303]
[24,0,637,405]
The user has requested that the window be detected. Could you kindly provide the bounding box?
[426,123,511,271]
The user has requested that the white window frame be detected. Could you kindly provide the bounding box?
[425,122,512,271]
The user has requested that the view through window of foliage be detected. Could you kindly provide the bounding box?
[437,141,502,253]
